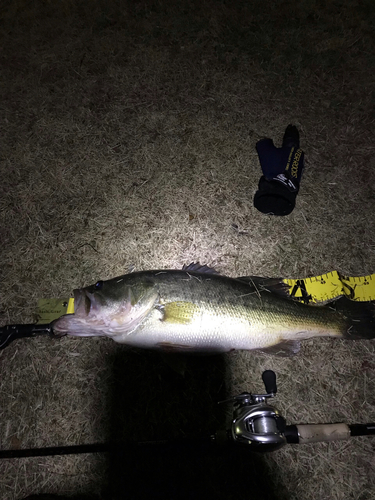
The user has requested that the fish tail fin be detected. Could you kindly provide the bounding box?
[333,298,375,340]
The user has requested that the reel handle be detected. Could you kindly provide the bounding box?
[262,370,277,395]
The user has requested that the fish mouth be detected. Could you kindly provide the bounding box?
[73,288,92,317]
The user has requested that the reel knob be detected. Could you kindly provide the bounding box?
[262,370,277,395]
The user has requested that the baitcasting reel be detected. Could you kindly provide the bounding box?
[225,369,375,452]
[229,370,288,452]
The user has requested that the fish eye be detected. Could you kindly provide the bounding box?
[94,281,104,290]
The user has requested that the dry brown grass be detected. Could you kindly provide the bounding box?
[1,0,375,498]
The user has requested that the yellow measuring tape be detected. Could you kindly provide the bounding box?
[283,272,375,304]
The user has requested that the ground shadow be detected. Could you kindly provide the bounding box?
[20,349,289,500]
[102,349,289,500]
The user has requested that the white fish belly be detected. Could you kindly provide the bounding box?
[112,308,283,351]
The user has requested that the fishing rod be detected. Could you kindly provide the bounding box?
[1,370,374,459]
[0,323,54,350]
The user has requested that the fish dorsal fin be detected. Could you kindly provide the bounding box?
[182,262,220,274]
[236,276,292,299]
[258,340,301,357]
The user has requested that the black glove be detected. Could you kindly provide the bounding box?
[253,125,304,216]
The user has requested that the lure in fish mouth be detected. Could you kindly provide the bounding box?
[52,263,375,355]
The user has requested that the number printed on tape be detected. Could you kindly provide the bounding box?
[283,272,375,304]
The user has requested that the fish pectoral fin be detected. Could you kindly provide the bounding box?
[257,340,301,357]
[158,301,196,325]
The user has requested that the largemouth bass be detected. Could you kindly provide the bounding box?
[52,264,375,355]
